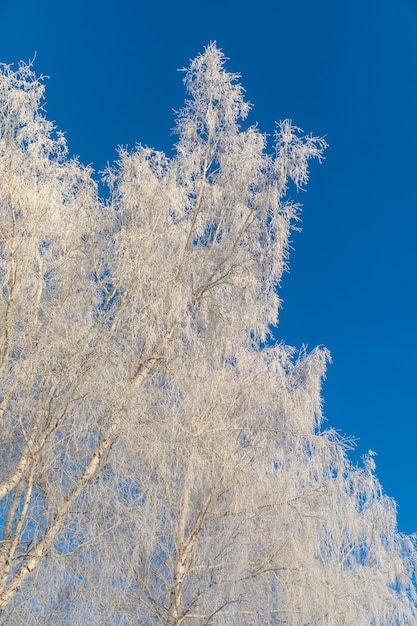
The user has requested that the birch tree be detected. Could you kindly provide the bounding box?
[0,45,416,624]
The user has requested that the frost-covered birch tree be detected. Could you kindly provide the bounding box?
[0,44,416,625]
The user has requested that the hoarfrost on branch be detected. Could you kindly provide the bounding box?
[0,45,415,624]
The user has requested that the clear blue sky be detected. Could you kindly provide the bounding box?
[2,0,416,534]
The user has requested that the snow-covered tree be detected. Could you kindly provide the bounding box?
[0,44,416,624]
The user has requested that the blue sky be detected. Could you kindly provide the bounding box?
[2,0,416,534]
